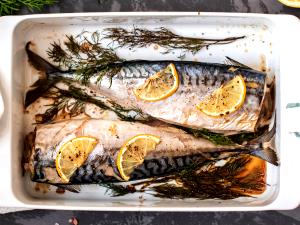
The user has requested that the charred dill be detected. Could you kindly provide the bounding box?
[152,156,265,200]
[103,27,245,56]
[102,155,266,200]
[34,89,85,124]
[101,183,137,197]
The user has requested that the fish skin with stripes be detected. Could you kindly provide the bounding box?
[26,119,276,185]
[26,44,270,133]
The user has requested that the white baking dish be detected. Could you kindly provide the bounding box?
[0,12,299,211]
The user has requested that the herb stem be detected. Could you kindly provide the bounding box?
[103,27,245,56]
[0,0,56,16]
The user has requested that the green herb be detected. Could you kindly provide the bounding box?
[176,126,235,145]
[197,128,235,145]
[35,83,149,124]
[103,27,245,56]
[178,125,268,146]
[0,0,56,16]
[286,103,300,109]
[228,128,266,145]
[47,31,122,85]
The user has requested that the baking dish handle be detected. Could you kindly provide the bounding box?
[0,16,25,207]
[278,15,300,209]
[0,90,3,120]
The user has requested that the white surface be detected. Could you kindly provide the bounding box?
[0,90,3,120]
[0,208,29,214]
[0,12,299,211]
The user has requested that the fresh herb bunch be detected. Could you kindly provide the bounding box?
[103,27,245,57]
[0,0,56,16]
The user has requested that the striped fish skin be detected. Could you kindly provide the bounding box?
[25,45,269,133]
[29,119,244,184]
[73,60,267,133]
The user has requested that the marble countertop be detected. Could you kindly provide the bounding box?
[0,0,299,224]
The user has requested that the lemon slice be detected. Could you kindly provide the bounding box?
[134,63,179,101]
[277,0,300,8]
[117,134,160,181]
[196,75,246,117]
[56,136,98,183]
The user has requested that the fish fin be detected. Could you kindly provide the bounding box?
[25,79,57,107]
[247,147,279,166]
[25,42,63,107]
[246,125,279,166]
[249,123,276,144]
[256,79,275,129]
[225,56,254,70]
[54,184,81,193]
[26,42,61,74]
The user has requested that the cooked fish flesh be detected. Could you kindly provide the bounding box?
[26,119,277,184]
[26,44,272,133]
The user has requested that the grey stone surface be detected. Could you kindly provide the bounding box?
[17,0,300,16]
[1,0,299,224]
[0,210,300,225]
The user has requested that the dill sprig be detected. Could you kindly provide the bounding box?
[47,31,122,85]
[34,90,85,124]
[102,155,266,200]
[103,27,245,56]
[35,83,149,124]
[101,183,137,197]
[178,125,269,146]
[151,155,264,200]
[180,126,235,146]
[0,0,56,16]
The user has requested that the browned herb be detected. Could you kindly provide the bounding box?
[151,155,265,200]
[102,155,266,200]
[103,27,245,57]
[47,31,122,85]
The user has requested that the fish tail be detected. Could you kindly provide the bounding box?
[26,42,61,74]
[248,146,278,166]
[25,42,63,107]
[246,125,279,166]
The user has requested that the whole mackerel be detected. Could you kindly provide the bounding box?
[26,119,277,185]
[26,44,273,133]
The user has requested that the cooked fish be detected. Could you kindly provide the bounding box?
[25,44,272,133]
[26,119,277,184]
